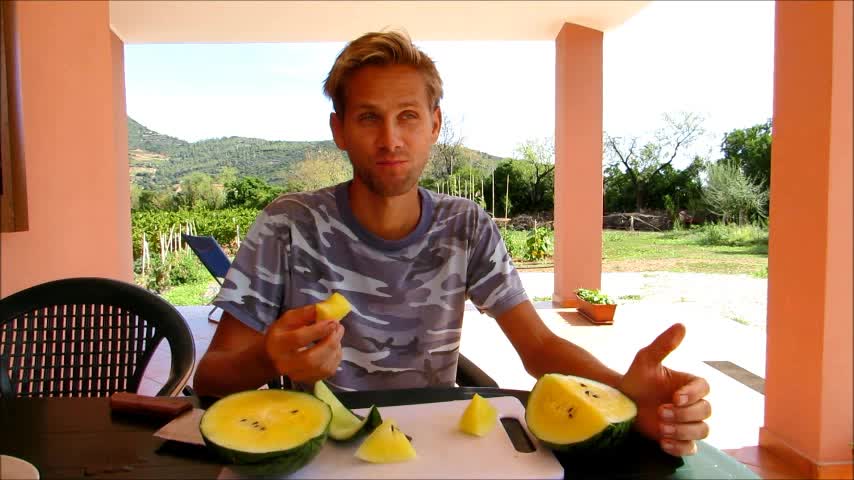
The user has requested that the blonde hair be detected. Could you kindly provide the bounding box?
[323,30,443,114]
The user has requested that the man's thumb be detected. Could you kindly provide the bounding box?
[640,323,686,365]
[274,304,317,330]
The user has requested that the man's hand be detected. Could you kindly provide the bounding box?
[264,304,345,384]
[617,323,711,456]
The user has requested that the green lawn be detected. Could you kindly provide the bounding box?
[155,224,769,305]
[162,280,217,306]
[602,228,768,276]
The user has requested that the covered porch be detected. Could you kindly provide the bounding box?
[1,1,850,478]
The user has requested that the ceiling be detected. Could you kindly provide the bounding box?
[109,1,650,44]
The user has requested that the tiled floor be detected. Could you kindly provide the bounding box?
[138,302,808,479]
[137,306,216,397]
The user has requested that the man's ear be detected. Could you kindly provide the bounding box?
[431,106,442,142]
[330,112,347,150]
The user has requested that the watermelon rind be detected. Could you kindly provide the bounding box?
[536,418,635,454]
[224,434,327,477]
[314,380,383,441]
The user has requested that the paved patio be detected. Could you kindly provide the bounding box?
[139,272,770,468]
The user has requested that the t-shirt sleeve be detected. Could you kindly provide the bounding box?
[465,207,528,318]
[212,208,289,333]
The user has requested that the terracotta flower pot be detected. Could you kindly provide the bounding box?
[577,299,617,325]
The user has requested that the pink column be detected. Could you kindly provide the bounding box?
[0,1,132,297]
[762,1,853,477]
[553,23,604,306]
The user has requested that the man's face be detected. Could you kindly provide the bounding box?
[330,64,441,197]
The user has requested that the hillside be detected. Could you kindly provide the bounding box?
[128,117,502,189]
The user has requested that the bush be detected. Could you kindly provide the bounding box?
[169,250,212,286]
[703,160,768,225]
[525,226,553,261]
[500,228,527,260]
[695,222,768,247]
[575,288,616,305]
[134,250,212,293]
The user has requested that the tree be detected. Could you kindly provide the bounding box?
[603,157,705,214]
[428,112,466,180]
[488,160,534,216]
[175,172,225,209]
[217,166,239,186]
[514,137,555,211]
[130,183,142,211]
[605,112,705,211]
[225,176,283,209]
[137,188,177,211]
[720,119,772,190]
[285,148,353,192]
[703,160,768,224]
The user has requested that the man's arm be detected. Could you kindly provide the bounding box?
[193,311,281,398]
[193,307,344,398]
[495,300,623,388]
[495,299,711,456]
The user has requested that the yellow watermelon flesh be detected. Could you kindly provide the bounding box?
[354,419,417,463]
[459,393,498,436]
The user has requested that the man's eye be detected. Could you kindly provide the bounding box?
[359,113,378,121]
[401,111,418,120]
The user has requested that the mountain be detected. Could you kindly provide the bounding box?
[127,117,503,189]
[128,117,189,155]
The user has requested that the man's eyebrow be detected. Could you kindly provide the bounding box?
[351,101,422,111]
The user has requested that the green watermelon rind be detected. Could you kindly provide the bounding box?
[223,434,327,477]
[314,380,384,441]
[535,418,635,454]
[200,390,331,472]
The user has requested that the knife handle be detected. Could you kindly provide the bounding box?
[110,391,192,419]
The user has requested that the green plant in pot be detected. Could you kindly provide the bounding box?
[574,288,617,325]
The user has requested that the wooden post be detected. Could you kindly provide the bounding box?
[505,175,510,219]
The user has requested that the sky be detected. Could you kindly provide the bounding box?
[124,1,775,165]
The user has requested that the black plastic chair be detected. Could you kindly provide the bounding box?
[0,277,195,398]
[0,353,13,399]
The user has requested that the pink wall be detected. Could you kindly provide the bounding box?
[763,0,853,472]
[0,1,132,297]
[553,23,604,306]
[820,0,853,464]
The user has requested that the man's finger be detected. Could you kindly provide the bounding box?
[301,324,343,360]
[277,320,336,350]
[639,323,686,365]
[660,399,712,423]
[274,304,318,330]
[673,376,710,407]
[661,439,698,457]
[661,421,710,442]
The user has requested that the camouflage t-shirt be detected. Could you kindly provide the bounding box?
[213,181,527,390]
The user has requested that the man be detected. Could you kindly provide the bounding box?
[193,30,711,457]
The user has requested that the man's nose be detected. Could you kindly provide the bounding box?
[378,120,404,151]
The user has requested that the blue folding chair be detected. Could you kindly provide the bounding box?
[182,234,232,322]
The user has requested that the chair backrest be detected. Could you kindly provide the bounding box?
[0,277,195,398]
[0,353,13,399]
[182,234,232,285]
